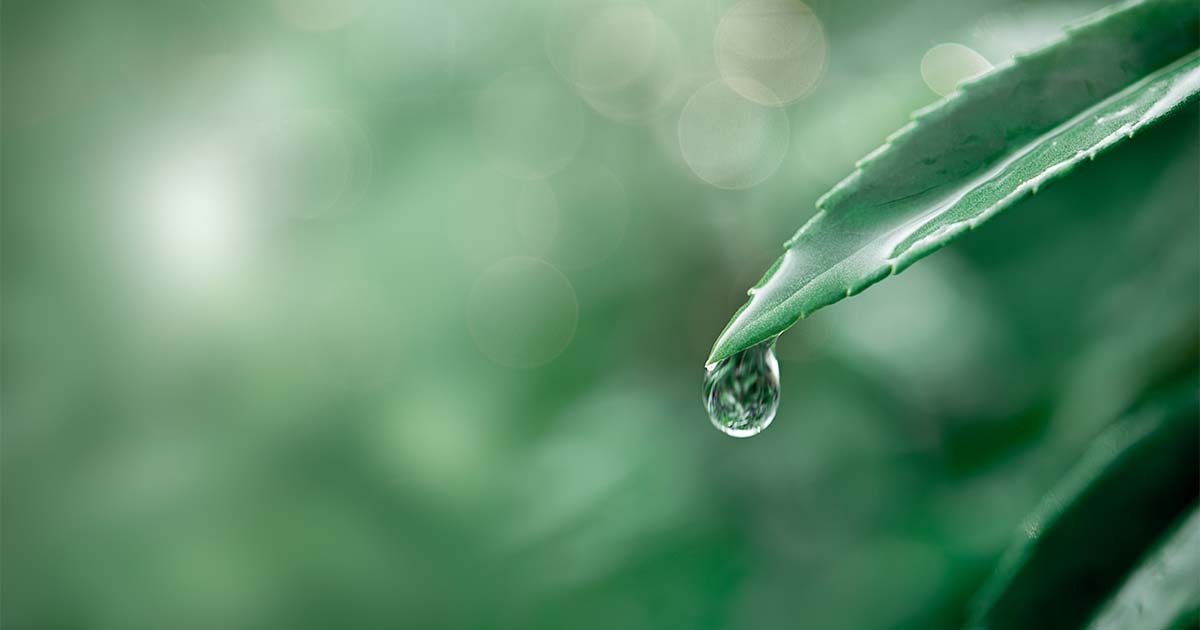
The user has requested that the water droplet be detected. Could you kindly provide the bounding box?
[703,337,780,437]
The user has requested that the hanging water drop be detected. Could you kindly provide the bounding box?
[702,337,780,437]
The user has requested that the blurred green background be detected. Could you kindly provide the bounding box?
[3,0,1197,628]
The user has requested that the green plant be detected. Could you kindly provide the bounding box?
[970,372,1198,628]
[707,0,1200,626]
[707,0,1199,366]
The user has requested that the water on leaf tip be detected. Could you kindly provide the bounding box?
[702,337,780,438]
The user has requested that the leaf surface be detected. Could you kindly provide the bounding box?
[968,379,1199,630]
[708,0,1200,365]
[1085,505,1200,630]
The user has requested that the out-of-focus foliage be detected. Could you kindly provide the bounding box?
[1086,505,1200,630]
[971,373,1199,629]
[2,0,1197,629]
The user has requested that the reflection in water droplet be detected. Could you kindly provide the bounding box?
[703,337,780,437]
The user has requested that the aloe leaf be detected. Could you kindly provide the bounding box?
[707,0,1200,365]
[968,378,1200,630]
[1086,504,1200,630]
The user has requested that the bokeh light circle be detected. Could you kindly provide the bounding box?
[546,1,657,91]
[677,79,790,189]
[575,14,683,124]
[446,169,560,265]
[569,5,658,92]
[715,0,828,106]
[474,68,587,180]
[132,130,257,296]
[920,43,992,96]
[251,108,373,220]
[466,257,579,368]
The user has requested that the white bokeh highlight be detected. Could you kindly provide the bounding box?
[920,43,993,96]
[136,136,255,297]
[546,1,654,90]
[568,5,659,92]
[715,0,828,106]
[678,79,790,189]
[574,12,683,123]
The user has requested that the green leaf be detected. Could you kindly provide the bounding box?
[707,0,1200,366]
[1086,504,1200,630]
[968,378,1200,630]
